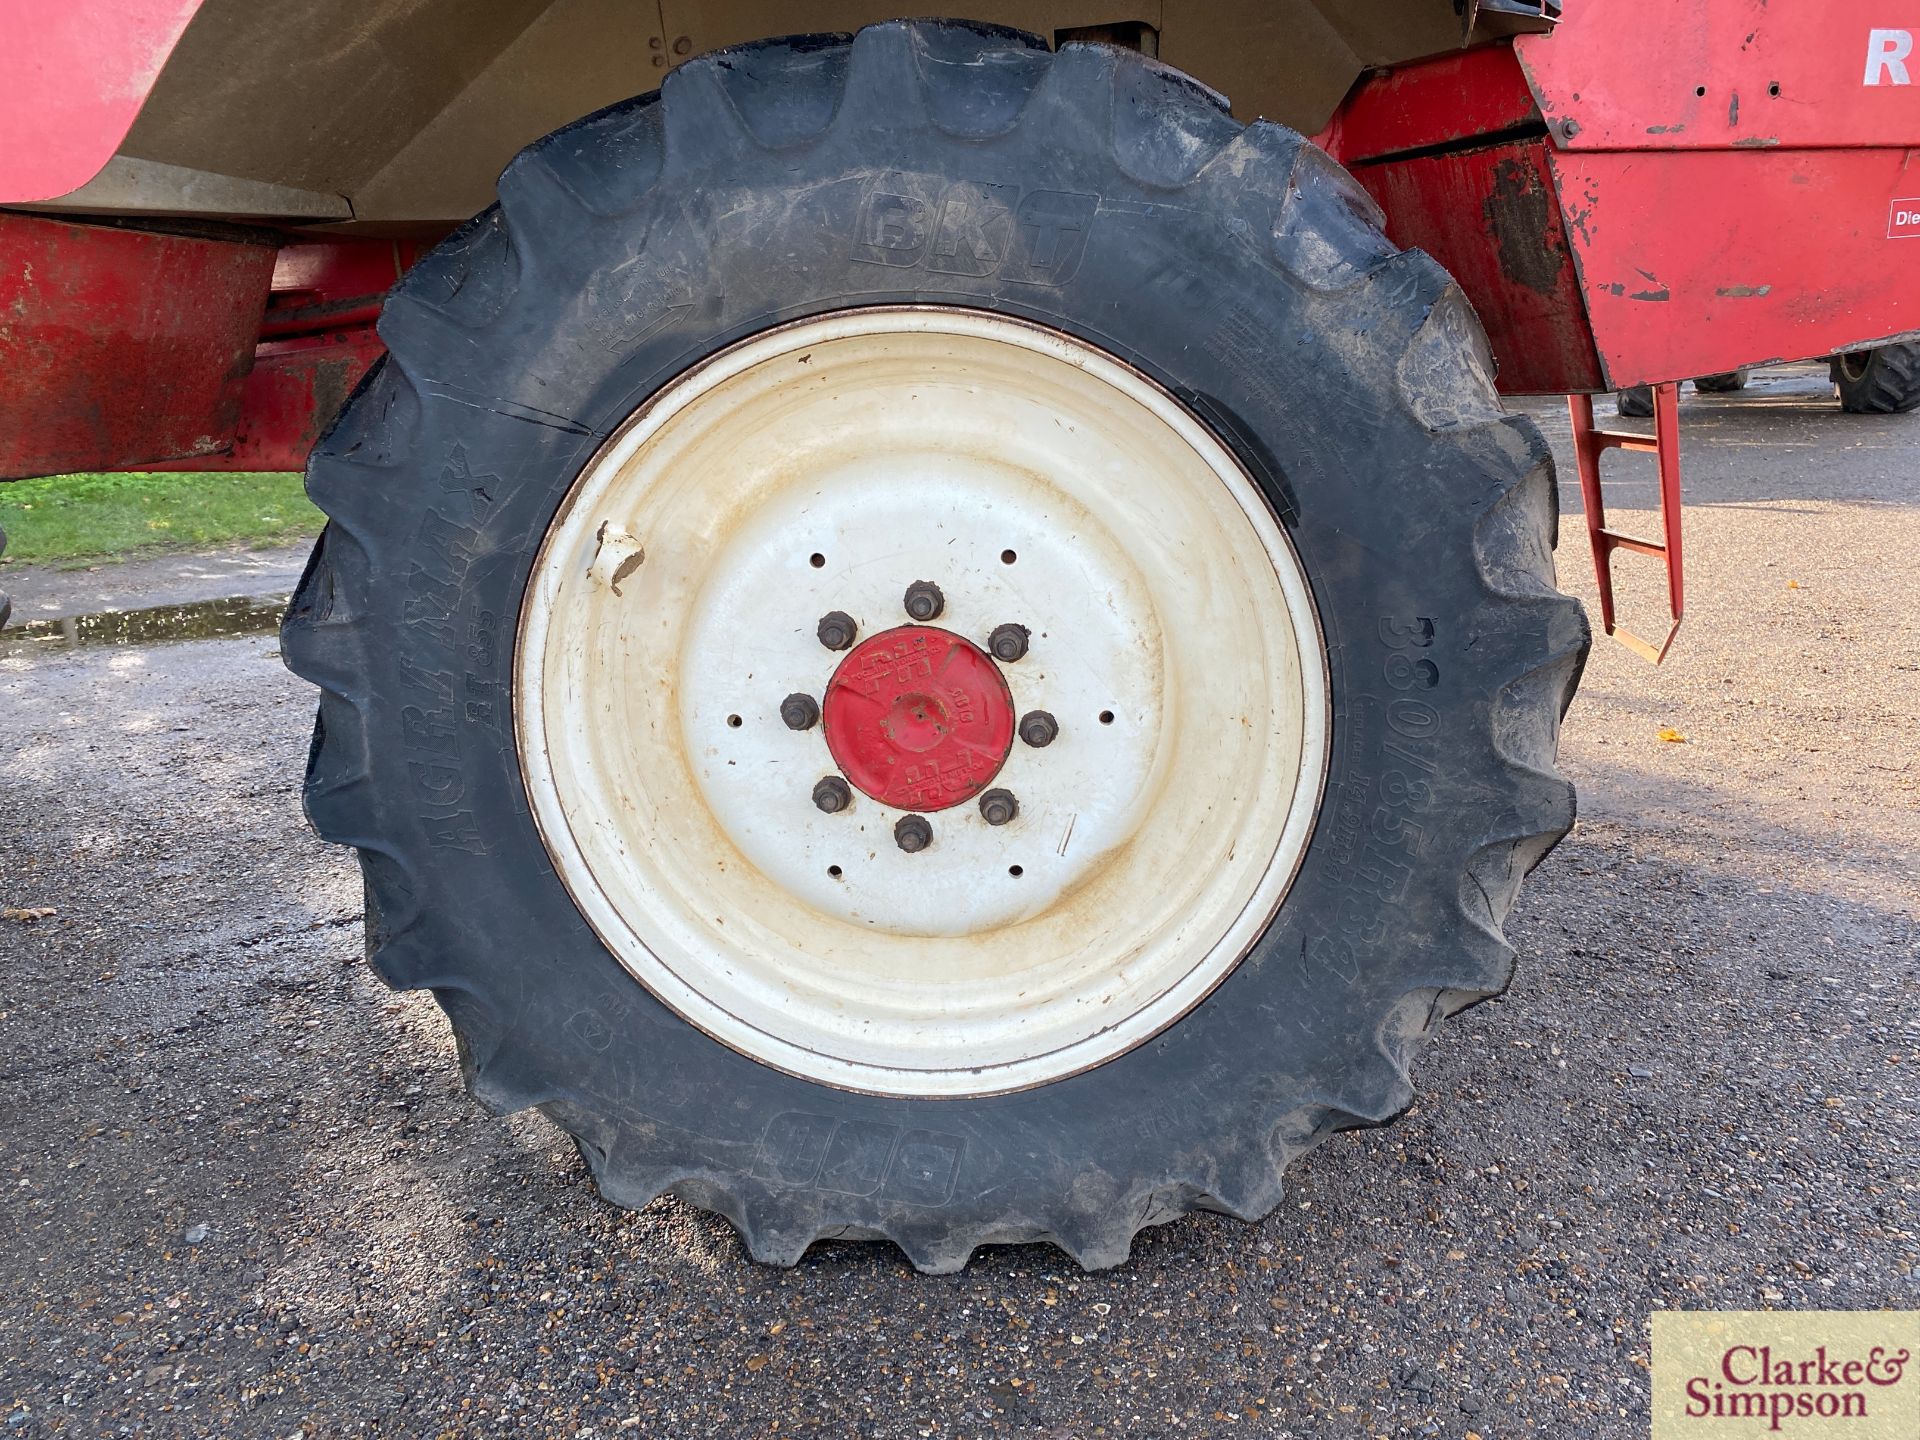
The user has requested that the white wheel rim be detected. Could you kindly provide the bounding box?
[516,307,1328,1097]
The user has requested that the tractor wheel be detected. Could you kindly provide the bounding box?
[283,22,1587,1272]
[1693,369,1749,393]
[1833,343,1920,414]
[1616,385,1655,417]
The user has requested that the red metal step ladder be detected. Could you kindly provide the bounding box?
[1566,383,1685,664]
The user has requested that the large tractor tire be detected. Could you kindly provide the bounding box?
[1833,343,1920,414]
[283,22,1587,1272]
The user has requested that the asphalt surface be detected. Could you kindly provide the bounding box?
[1,364,1916,1437]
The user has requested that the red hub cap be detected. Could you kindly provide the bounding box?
[822,625,1015,811]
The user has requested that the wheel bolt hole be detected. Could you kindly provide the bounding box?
[809,552,826,568]
[1099,710,1114,725]
[827,865,843,879]
[1008,865,1024,877]
[1000,549,1017,565]
[727,714,743,728]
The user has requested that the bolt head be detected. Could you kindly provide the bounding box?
[780,692,820,731]
[1017,710,1059,749]
[811,775,852,814]
[816,610,857,651]
[987,623,1030,663]
[978,788,1018,826]
[893,814,933,853]
[903,581,945,622]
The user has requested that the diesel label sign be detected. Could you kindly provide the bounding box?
[1890,198,1920,239]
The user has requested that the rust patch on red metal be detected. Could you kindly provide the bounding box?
[1349,138,1606,394]
[822,625,1014,812]
[1484,154,1565,299]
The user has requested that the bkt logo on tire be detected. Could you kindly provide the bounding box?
[854,174,1099,285]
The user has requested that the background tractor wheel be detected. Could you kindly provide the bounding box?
[283,21,1587,1272]
[1833,343,1920,414]
[1616,384,1654,417]
[1693,369,1749,393]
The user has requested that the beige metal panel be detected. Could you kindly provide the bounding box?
[351,0,669,224]
[355,0,1158,224]
[657,1,1159,57]
[117,0,551,195]
[30,157,351,221]
[1307,0,1467,65]
[1160,0,1533,134]
[72,0,1546,225]
[1158,0,1360,130]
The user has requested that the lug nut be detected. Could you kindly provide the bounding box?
[812,775,852,814]
[893,814,933,853]
[978,788,1018,826]
[987,623,1030,663]
[903,580,945,622]
[1018,710,1059,748]
[816,610,857,651]
[780,692,820,731]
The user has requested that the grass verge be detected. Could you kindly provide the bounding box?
[0,471,320,567]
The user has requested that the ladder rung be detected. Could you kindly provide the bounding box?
[1590,430,1660,453]
[1596,530,1667,559]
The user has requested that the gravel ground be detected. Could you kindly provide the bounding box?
[1,365,1915,1437]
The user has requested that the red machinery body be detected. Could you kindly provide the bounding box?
[0,0,1915,479]
[1308,1,1919,656]
[0,217,413,476]
[1320,1,1920,394]
[0,0,203,210]
[176,240,422,472]
[0,215,274,477]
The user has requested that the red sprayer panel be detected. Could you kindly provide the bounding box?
[0,0,206,204]
[1520,1,1920,385]
[162,240,424,471]
[0,213,275,479]
[1328,7,1920,393]
[153,328,386,473]
[1552,145,1920,386]
[1347,139,1605,394]
[1315,45,1545,163]
[1515,2,1920,151]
